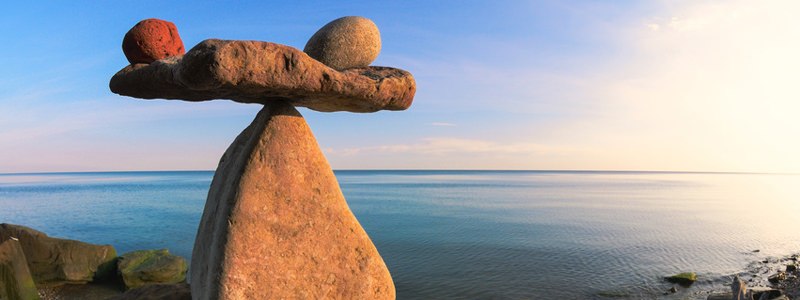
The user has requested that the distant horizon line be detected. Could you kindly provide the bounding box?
[2,169,799,176]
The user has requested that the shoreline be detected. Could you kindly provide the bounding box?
[673,252,800,299]
[32,253,800,300]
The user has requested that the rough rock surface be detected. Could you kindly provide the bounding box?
[732,276,752,300]
[106,283,190,300]
[122,19,185,64]
[117,249,187,290]
[304,16,381,70]
[0,224,117,285]
[110,39,415,113]
[0,238,40,300]
[191,101,394,300]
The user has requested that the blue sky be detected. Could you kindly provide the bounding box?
[2,1,799,173]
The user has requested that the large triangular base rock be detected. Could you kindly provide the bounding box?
[191,101,394,299]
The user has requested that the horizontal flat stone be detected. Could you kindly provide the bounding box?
[109,39,416,113]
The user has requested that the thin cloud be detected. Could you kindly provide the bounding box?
[430,123,456,127]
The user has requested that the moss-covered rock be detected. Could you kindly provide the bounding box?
[665,272,697,285]
[0,238,40,300]
[0,223,117,285]
[117,249,187,290]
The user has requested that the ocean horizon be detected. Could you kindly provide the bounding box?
[2,170,799,299]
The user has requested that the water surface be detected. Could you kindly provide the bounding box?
[1,170,798,299]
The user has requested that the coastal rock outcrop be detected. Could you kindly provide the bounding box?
[109,39,415,113]
[709,276,789,300]
[117,249,187,290]
[304,16,381,70]
[0,238,40,300]
[122,19,185,64]
[0,223,117,285]
[191,101,394,299]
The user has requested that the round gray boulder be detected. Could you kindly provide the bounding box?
[303,16,381,70]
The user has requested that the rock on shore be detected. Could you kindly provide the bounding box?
[117,249,187,290]
[0,238,40,300]
[0,223,116,285]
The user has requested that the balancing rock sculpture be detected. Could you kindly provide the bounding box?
[110,17,415,300]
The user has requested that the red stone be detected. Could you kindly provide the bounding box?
[122,19,185,64]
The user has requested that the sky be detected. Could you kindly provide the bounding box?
[2,0,799,173]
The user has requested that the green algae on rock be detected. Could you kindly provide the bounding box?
[665,272,697,285]
[117,249,187,290]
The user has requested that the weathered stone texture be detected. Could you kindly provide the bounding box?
[117,249,187,290]
[122,18,185,64]
[110,39,415,113]
[0,223,116,285]
[304,16,381,70]
[191,101,394,300]
[0,238,40,300]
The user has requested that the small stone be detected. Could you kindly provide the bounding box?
[0,238,40,300]
[787,264,797,272]
[117,249,187,290]
[768,272,786,284]
[664,286,678,294]
[749,287,785,300]
[665,272,697,285]
[304,16,381,70]
[122,19,185,64]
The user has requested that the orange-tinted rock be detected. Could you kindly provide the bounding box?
[110,39,415,113]
[122,19,185,64]
[191,101,395,300]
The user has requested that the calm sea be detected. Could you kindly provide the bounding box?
[1,170,799,299]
